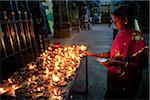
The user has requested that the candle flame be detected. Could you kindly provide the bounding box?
[29,64,36,70]
[52,74,60,82]
[8,78,13,84]
[0,44,87,99]
[12,84,19,90]
[37,87,41,91]
[80,45,87,51]
[0,87,6,94]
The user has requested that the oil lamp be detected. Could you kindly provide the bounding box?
[0,44,87,99]
[0,87,6,94]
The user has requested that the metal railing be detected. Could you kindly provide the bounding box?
[0,11,39,79]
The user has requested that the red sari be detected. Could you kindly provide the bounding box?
[105,30,148,74]
[105,29,148,99]
[110,29,147,61]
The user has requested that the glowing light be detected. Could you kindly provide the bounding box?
[0,87,5,94]
[52,74,60,82]
[0,44,87,99]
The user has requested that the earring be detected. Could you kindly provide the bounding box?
[125,22,127,24]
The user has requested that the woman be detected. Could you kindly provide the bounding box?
[86,5,148,99]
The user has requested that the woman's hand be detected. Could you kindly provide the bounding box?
[84,51,101,57]
[108,66,122,75]
[100,59,124,75]
[84,51,94,56]
[100,59,125,68]
[100,59,111,67]
[84,51,110,58]
[99,52,110,58]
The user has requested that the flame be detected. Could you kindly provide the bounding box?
[52,74,59,82]
[28,78,31,82]
[48,56,51,60]
[68,67,72,71]
[43,52,46,56]
[48,47,52,51]
[12,84,20,90]
[0,44,87,99]
[54,62,60,70]
[71,53,75,59]
[32,76,36,81]
[45,50,48,53]
[54,89,57,95]
[80,45,87,51]
[51,95,62,100]
[0,87,6,94]
[43,57,46,61]
[7,78,13,84]
[66,71,72,78]
[7,84,20,97]
[44,68,50,79]
[7,90,16,97]
[45,68,49,74]
[29,64,36,70]
[37,87,42,91]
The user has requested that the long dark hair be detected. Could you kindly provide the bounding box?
[112,5,135,29]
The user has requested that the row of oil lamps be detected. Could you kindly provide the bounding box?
[0,44,87,100]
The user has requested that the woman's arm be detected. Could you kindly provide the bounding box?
[102,48,148,73]
[85,51,110,58]
[124,48,148,72]
[100,49,148,76]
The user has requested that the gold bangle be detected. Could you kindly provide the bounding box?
[125,62,128,68]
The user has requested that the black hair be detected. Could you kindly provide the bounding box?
[112,5,135,29]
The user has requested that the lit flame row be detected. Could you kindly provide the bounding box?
[0,44,87,99]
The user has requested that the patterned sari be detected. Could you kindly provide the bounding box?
[110,29,148,61]
[105,29,148,99]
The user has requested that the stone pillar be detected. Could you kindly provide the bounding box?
[79,2,86,30]
[68,1,81,32]
[53,1,71,38]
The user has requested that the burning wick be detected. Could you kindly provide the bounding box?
[80,45,87,51]
[8,78,13,84]
[29,64,36,70]
[52,74,59,82]
[12,85,19,90]
[43,52,46,56]
[28,78,31,82]
[0,45,88,99]
[37,87,42,91]
[54,89,57,95]
[48,47,52,50]
[7,85,20,97]
[0,87,6,94]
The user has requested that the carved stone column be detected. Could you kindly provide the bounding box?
[68,1,81,32]
[53,1,71,38]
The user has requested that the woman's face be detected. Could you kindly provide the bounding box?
[112,15,127,30]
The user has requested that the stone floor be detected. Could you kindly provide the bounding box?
[46,24,149,100]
